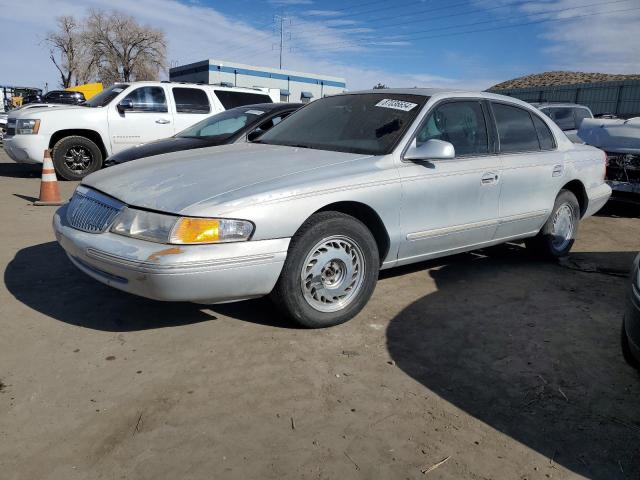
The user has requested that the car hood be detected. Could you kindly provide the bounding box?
[106,136,226,165]
[11,104,86,118]
[83,143,374,214]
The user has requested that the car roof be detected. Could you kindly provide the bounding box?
[530,102,591,109]
[227,102,303,113]
[117,81,275,94]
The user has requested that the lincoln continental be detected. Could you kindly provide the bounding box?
[53,89,611,328]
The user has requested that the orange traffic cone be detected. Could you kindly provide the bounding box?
[34,150,63,206]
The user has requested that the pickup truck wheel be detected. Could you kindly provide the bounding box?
[52,136,103,180]
[526,189,580,259]
[271,212,379,328]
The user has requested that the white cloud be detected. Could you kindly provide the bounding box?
[474,0,640,73]
[0,0,498,92]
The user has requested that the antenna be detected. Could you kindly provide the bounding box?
[273,13,291,70]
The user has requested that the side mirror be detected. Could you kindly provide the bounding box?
[404,139,455,161]
[117,99,134,114]
[247,129,263,142]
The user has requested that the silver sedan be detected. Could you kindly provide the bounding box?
[54,89,611,328]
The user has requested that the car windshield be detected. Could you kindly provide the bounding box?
[256,93,428,155]
[83,85,130,107]
[177,107,266,138]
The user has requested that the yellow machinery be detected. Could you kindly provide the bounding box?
[65,83,103,100]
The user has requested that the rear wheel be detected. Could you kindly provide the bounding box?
[271,212,379,328]
[526,189,580,258]
[52,135,103,180]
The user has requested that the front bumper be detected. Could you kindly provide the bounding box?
[3,134,49,164]
[624,256,640,363]
[53,204,290,303]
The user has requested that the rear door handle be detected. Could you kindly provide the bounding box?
[481,172,499,184]
[156,119,171,124]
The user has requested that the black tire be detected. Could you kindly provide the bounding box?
[525,189,580,259]
[621,318,640,370]
[271,211,379,328]
[52,135,103,180]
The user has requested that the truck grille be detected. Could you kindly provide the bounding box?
[66,186,125,233]
[7,127,15,136]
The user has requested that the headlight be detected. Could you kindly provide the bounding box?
[16,119,40,134]
[170,217,253,244]
[110,208,253,244]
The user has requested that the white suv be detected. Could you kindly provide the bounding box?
[3,82,277,179]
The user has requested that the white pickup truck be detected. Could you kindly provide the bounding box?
[3,81,278,179]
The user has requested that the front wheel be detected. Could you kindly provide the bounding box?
[271,212,379,328]
[526,189,580,259]
[52,135,103,180]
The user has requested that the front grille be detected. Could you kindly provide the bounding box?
[7,127,15,136]
[67,186,125,233]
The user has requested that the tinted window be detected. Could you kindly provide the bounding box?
[257,94,428,155]
[172,88,210,114]
[416,101,488,156]
[574,108,592,128]
[85,85,129,107]
[544,107,575,131]
[493,103,540,153]
[123,86,167,112]
[215,91,272,109]
[250,113,291,138]
[531,114,555,150]
[177,107,265,138]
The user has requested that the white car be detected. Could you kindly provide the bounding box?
[3,81,278,179]
[531,103,594,143]
[54,89,611,328]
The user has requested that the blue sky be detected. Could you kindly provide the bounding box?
[1,0,639,91]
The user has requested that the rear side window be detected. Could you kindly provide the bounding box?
[215,91,272,109]
[492,103,540,153]
[416,101,489,156]
[123,86,167,113]
[172,88,210,114]
[574,108,592,128]
[544,107,575,131]
[531,115,556,150]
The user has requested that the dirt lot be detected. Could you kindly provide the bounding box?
[0,149,639,480]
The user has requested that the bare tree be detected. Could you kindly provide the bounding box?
[45,16,97,88]
[86,10,166,83]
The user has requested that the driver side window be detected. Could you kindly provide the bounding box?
[416,101,489,156]
[123,87,168,113]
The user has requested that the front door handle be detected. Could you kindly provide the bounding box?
[155,119,171,124]
[481,172,499,185]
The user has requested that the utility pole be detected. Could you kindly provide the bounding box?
[273,13,290,70]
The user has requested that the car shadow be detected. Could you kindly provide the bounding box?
[597,197,640,219]
[0,161,41,178]
[386,245,640,479]
[4,241,291,332]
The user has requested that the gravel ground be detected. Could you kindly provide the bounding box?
[0,149,639,480]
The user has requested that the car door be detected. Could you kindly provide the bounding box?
[171,87,212,133]
[397,99,501,263]
[491,102,564,239]
[107,85,174,154]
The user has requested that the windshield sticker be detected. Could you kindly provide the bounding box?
[375,99,418,112]
[245,109,265,115]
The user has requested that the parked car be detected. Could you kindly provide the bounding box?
[53,89,611,328]
[21,92,43,105]
[3,81,277,180]
[0,112,7,141]
[531,103,594,143]
[622,253,640,369]
[105,102,303,166]
[42,90,86,105]
[578,117,640,197]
